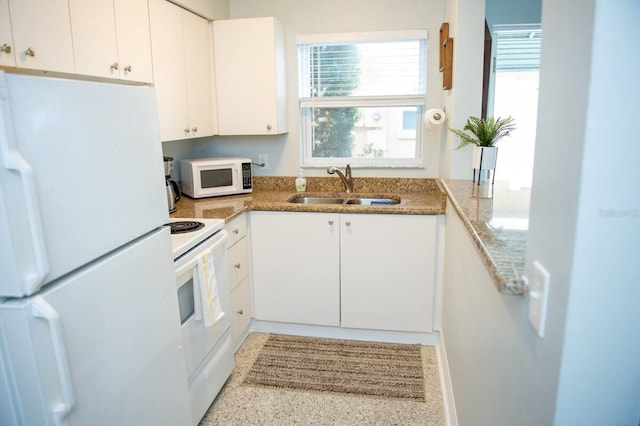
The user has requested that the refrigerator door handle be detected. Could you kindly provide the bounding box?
[0,83,50,294]
[31,296,76,425]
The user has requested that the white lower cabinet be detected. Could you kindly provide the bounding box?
[340,214,436,332]
[251,212,340,326]
[250,211,437,333]
[225,214,253,349]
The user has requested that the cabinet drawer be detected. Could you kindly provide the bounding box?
[228,235,250,289]
[225,214,247,247]
[230,276,252,347]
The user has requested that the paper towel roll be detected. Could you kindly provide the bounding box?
[423,108,446,129]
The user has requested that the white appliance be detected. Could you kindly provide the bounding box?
[0,71,192,425]
[167,218,234,425]
[180,157,253,198]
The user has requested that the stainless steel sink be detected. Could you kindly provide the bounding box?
[287,196,345,204]
[343,198,400,205]
[287,195,400,205]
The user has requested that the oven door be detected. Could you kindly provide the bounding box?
[174,230,231,380]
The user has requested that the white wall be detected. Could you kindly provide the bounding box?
[530,0,640,423]
[442,208,551,424]
[201,0,446,178]
[442,0,640,424]
[440,0,485,179]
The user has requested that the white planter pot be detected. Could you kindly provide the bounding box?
[472,146,498,187]
[472,146,498,170]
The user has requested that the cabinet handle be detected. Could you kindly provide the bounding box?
[191,126,198,133]
[234,263,241,269]
[123,65,132,72]
[345,221,351,227]
[184,128,191,134]
[233,228,239,234]
[1,43,11,54]
[24,47,35,57]
[266,124,272,130]
[328,220,334,225]
[237,309,244,315]
[110,62,119,70]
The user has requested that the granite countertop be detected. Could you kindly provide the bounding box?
[439,179,530,295]
[170,176,447,223]
[171,175,529,295]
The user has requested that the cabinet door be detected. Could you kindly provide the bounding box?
[213,17,286,135]
[340,214,436,332]
[182,10,214,138]
[9,0,75,73]
[114,0,153,83]
[69,0,119,79]
[231,276,252,348]
[228,236,250,290]
[149,0,189,141]
[0,0,16,67]
[251,211,340,326]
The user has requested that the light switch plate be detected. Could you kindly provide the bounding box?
[528,260,550,338]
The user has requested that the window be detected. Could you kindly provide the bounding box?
[491,25,542,189]
[298,31,428,167]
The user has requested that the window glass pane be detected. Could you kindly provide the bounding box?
[306,106,421,159]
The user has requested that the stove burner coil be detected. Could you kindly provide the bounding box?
[166,221,205,234]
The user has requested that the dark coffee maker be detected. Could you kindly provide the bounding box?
[164,156,180,213]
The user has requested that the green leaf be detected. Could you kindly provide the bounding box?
[448,115,516,149]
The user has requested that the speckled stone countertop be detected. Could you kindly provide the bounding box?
[171,176,528,295]
[439,179,530,295]
[170,176,447,223]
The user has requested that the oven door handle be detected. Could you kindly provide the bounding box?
[174,230,228,277]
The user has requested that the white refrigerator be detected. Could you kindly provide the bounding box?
[0,71,192,425]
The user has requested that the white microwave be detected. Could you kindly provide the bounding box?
[180,157,253,198]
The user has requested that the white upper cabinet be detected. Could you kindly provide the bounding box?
[69,0,153,82]
[149,0,214,141]
[113,0,153,82]
[8,0,75,73]
[182,10,215,137]
[213,17,288,135]
[68,0,118,79]
[0,0,15,67]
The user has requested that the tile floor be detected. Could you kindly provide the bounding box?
[199,332,446,425]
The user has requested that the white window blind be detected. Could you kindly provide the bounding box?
[299,39,426,99]
[495,28,542,72]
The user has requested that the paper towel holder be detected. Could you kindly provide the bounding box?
[423,107,447,129]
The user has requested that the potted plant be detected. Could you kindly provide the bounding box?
[449,116,516,183]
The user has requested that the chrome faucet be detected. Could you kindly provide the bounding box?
[327,164,354,193]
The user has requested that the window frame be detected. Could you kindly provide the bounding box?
[297,30,428,168]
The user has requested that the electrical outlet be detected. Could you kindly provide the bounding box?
[258,153,269,170]
[528,261,550,338]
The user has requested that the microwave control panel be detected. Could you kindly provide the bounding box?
[242,162,252,189]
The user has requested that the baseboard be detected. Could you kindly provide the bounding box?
[436,332,459,426]
[250,320,440,345]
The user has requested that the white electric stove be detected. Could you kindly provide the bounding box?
[164,217,234,425]
[166,217,226,260]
